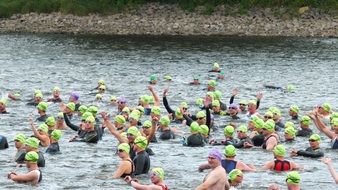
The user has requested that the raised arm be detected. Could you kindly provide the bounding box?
[148,85,160,106]
[63,113,80,131]
[311,113,335,139]
[29,117,44,139]
[101,112,127,143]
[229,88,237,104]
[322,157,338,184]
[256,92,263,109]
[162,88,175,115]
[147,116,158,144]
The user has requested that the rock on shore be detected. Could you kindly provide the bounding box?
[0,3,338,36]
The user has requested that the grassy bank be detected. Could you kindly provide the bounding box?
[1,0,338,18]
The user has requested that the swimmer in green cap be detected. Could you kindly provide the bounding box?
[36,102,49,122]
[29,117,50,147]
[113,143,134,178]
[228,169,243,187]
[13,134,26,161]
[209,62,221,72]
[16,137,45,167]
[162,88,188,123]
[262,144,300,171]
[47,86,62,103]
[286,171,301,190]
[26,90,43,106]
[46,130,62,154]
[125,167,169,189]
[189,75,201,85]
[296,116,313,137]
[0,98,9,114]
[291,134,324,158]
[311,113,338,149]
[149,74,157,85]
[289,105,300,121]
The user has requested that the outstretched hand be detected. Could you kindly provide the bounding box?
[231,88,238,96]
[321,157,332,165]
[256,92,263,100]
[163,88,169,96]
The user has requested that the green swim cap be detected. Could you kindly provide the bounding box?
[175,108,183,119]
[45,116,56,127]
[136,106,145,114]
[147,96,154,105]
[88,106,98,116]
[34,89,42,95]
[253,118,265,129]
[273,144,286,157]
[134,136,148,150]
[37,102,48,111]
[285,121,295,129]
[129,112,140,121]
[212,100,220,107]
[224,145,236,157]
[51,129,62,140]
[284,127,296,137]
[196,111,206,118]
[180,101,188,109]
[224,125,235,137]
[78,105,88,114]
[25,151,39,163]
[25,137,40,149]
[152,168,165,180]
[300,116,311,126]
[115,115,126,125]
[164,75,172,81]
[206,92,215,100]
[332,118,338,127]
[38,124,48,133]
[264,111,273,118]
[213,62,220,69]
[122,107,130,114]
[248,100,257,105]
[98,79,105,85]
[14,133,26,144]
[132,109,141,118]
[269,107,281,116]
[53,86,60,92]
[199,125,209,135]
[81,112,93,121]
[213,90,222,101]
[13,92,21,99]
[110,96,117,101]
[208,80,217,87]
[118,143,130,153]
[237,124,248,133]
[290,105,299,113]
[149,74,157,82]
[286,171,301,185]
[195,98,204,107]
[95,94,103,100]
[159,116,170,126]
[35,93,43,99]
[151,106,161,116]
[322,103,331,112]
[127,126,140,137]
[57,112,64,119]
[286,84,295,93]
[309,134,321,142]
[239,100,248,105]
[98,85,106,90]
[142,120,152,128]
[263,119,275,132]
[193,75,200,80]
[86,115,95,123]
[190,122,200,133]
[0,98,8,106]
[229,169,242,182]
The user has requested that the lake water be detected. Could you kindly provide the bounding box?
[0,34,337,189]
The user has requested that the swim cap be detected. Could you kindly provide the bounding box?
[51,129,62,140]
[88,106,98,116]
[199,125,209,135]
[175,108,183,119]
[284,127,296,137]
[285,121,295,129]
[206,92,215,100]
[196,111,206,118]
[180,101,188,109]
[98,79,105,85]
[35,93,43,99]
[248,100,257,105]
[195,98,204,107]
[286,84,295,93]
[85,115,95,124]
[129,112,140,121]
[53,86,60,92]
[309,134,321,142]
[117,96,127,104]
[229,169,242,182]
[66,102,75,112]
[148,96,154,105]
[149,74,157,82]
[110,96,117,101]
[239,100,248,105]
[152,168,165,180]
[140,95,148,104]
[269,107,281,116]
[134,136,148,150]
[95,94,103,100]
[290,105,299,113]
[190,122,200,133]
[213,62,220,69]
[263,119,275,132]
[332,118,338,127]
[70,91,80,101]
[81,112,93,121]
[273,144,286,157]
[264,111,273,118]
[25,151,39,163]
[136,106,145,114]
[300,116,311,126]
[331,112,338,119]
[237,124,248,133]
[322,103,331,112]
[38,124,48,133]
[208,80,217,87]
[219,70,225,76]
[151,106,161,116]
[164,75,172,81]
[122,107,130,115]
[224,145,236,157]
[118,143,130,153]
[208,149,222,162]
[253,117,265,129]
[228,103,239,110]
[213,90,222,101]
[14,133,26,144]
[212,100,220,107]
[224,125,235,136]
[127,126,140,137]
[286,171,301,185]
[159,116,170,126]
[78,105,88,114]
[45,116,56,127]
[142,120,152,128]
[98,85,106,90]
[34,89,42,95]
[57,112,64,119]
[25,137,40,149]
[37,102,48,111]
[115,115,126,125]
[0,98,7,106]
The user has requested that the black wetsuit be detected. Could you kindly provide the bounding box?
[47,97,62,103]
[0,135,9,150]
[163,96,184,122]
[275,120,285,131]
[297,147,324,158]
[186,133,204,147]
[36,114,48,122]
[133,150,150,175]
[184,108,211,135]
[46,142,60,154]
[252,134,265,146]
[296,128,313,137]
[16,151,45,167]
[0,110,9,114]
[159,129,175,140]
[26,102,39,106]
[232,136,252,148]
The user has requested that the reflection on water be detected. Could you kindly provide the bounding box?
[0,34,337,189]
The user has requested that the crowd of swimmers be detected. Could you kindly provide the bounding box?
[0,62,338,189]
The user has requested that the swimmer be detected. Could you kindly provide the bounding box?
[47,86,62,103]
[262,145,300,171]
[125,167,168,190]
[290,134,324,158]
[113,143,135,178]
[0,98,9,113]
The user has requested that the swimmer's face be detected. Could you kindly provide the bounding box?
[289,110,297,116]
[207,85,214,91]
[129,118,138,126]
[34,96,42,102]
[309,139,320,148]
[84,122,93,131]
[300,123,308,129]
[14,140,23,149]
[248,103,256,112]
[239,104,246,111]
[149,172,160,183]
[142,127,150,135]
[0,102,5,110]
[207,156,218,166]
[284,133,294,141]
[53,91,60,98]
[237,131,246,139]
[118,101,126,110]
[228,107,238,115]
[212,106,220,113]
[127,134,136,143]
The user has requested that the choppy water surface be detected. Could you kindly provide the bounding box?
[0,34,337,190]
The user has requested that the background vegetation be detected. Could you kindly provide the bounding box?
[0,0,338,18]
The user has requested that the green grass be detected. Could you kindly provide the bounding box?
[0,0,338,18]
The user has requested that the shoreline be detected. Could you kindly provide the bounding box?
[1,3,338,37]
